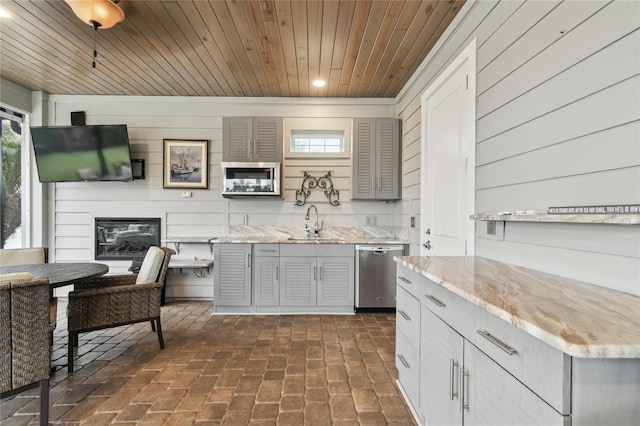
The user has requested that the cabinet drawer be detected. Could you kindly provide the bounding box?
[396,286,420,350]
[420,277,467,333]
[396,265,422,300]
[253,244,280,256]
[464,304,570,415]
[396,329,420,411]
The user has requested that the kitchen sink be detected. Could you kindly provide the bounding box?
[286,237,345,242]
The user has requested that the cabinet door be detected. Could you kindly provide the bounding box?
[253,117,283,162]
[351,118,401,200]
[223,117,252,162]
[317,256,354,306]
[253,257,279,305]
[279,256,316,306]
[352,118,377,199]
[421,306,464,426]
[375,118,401,199]
[213,244,251,306]
[463,343,567,426]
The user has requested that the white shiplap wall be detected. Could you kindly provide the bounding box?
[44,96,398,299]
[396,0,640,295]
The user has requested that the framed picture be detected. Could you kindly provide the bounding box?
[163,139,209,189]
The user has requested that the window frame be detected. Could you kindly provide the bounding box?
[284,118,352,159]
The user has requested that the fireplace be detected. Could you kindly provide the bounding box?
[95,217,161,260]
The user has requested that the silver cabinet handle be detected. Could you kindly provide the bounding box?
[259,249,277,252]
[460,369,470,411]
[275,266,279,281]
[248,253,251,268]
[397,354,410,369]
[450,359,459,400]
[314,266,317,281]
[248,140,252,155]
[398,310,411,321]
[477,330,517,355]
[319,266,323,281]
[398,276,411,285]
[425,294,446,307]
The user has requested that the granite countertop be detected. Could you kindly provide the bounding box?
[208,225,408,245]
[394,256,640,359]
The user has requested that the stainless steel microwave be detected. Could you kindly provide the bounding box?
[221,162,281,196]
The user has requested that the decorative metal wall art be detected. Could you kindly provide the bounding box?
[295,171,340,206]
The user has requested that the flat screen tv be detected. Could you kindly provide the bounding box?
[31,124,134,182]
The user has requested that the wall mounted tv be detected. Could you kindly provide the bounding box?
[31,124,134,182]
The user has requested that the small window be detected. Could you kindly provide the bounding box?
[291,130,344,153]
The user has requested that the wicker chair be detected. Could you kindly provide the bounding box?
[0,273,51,426]
[67,246,175,373]
[0,247,57,342]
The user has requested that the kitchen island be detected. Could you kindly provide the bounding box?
[394,255,640,425]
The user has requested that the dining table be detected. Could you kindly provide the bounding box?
[0,262,109,294]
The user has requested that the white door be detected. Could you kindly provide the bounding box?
[420,39,476,256]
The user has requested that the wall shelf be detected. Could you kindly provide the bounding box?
[162,237,217,254]
[471,212,640,225]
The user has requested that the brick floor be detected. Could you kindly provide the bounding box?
[1,300,416,425]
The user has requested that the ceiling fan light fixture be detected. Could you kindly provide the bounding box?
[64,0,124,29]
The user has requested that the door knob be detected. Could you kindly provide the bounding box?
[426,228,431,235]
[423,240,431,250]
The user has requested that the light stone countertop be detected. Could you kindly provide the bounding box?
[394,256,640,359]
[208,225,408,245]
[471,212,640,224]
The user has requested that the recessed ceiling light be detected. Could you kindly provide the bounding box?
[312,79,326,88]
[0,7,11,18]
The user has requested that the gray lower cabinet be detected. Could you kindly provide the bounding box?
[398,263,640,426]
[253,244,280,306]
[279,244,354,309]
[213,244,251,306]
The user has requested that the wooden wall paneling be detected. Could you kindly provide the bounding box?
[143,2,216,95]
[476,0,560,71]
[358,1,404,96]
[477,32,640,142]
[476,238,640,296]
[368,0,421,97]
[316,1,339,98]
[291,1,310,96]
[258,2,297,96]
[346,1,387,97]
[476,75,640,165]
[273,1,300,96]
[475,167,640,213]
[0,2,117,95]
[477,0,611,98]
[477,122,640,190]
[337,1,370,97]
[165,2,233,95]
[307,1,323,96]
[503,222,640,259]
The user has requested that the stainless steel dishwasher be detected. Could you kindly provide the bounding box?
[355,244,407,311]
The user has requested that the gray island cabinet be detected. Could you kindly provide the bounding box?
[214,243,354,313]
[395,256,640,426]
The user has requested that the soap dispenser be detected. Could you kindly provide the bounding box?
[303,224,310,239]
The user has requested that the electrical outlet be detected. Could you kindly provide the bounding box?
[366,216,377,226]
[487,220,496,235]
[410,216,415,228]
[181,191,192,198]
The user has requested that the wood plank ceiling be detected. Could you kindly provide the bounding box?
[0,0,463,98]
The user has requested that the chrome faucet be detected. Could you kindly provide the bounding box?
[305,204,323,237]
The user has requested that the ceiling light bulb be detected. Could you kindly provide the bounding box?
[312,79,326,88]
[64,0,125,29]
[0,7,11,18]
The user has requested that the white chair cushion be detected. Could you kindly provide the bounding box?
[135,247,165,284]
[0,272,35,283]
[0,248,46,266]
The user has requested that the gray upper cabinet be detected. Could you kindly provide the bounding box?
[351,118,401,200]
[223,117,283,162]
